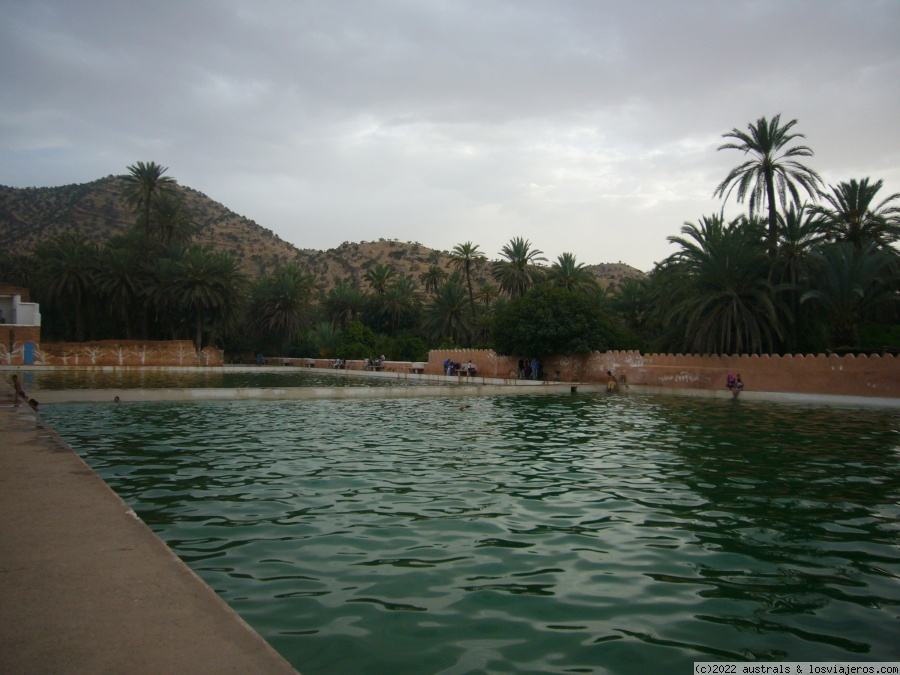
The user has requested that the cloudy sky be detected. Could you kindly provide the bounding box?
[2,1,898,271]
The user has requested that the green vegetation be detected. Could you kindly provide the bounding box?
[1,117,898,360]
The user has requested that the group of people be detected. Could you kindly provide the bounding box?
[444,359,476,376]
[363,355,386,371]
[726,373,744,397]
[517,357,541,380]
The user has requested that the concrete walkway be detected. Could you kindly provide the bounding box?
[0,391,298,674]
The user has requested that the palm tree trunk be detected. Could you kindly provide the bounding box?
[765,165,779,258]
[195,308,203,353]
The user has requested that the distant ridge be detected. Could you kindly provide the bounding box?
[0,176,646,290]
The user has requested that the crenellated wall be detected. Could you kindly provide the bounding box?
[427,349,899,399]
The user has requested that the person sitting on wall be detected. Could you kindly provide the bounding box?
[465,361,476,377]
[606,370,618,392]
[733,374,744,398]
[726,373,736,392]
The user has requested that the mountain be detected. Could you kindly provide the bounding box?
[0,176,646,291]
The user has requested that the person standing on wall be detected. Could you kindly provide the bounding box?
[11,374,27,404]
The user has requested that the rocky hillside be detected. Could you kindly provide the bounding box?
[0,176,646,291]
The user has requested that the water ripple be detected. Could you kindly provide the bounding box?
[42,394,900,674]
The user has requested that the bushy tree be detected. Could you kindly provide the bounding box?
[492,284,616,356]
[335,320,377,359]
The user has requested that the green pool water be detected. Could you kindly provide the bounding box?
[41,394,900,674]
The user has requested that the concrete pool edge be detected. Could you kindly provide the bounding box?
[0,396,298,674]
[22,378,900,410]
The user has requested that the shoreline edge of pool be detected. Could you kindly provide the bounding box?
[0,396,299,674]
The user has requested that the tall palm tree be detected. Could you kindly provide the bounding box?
[34,233,99,341]
[811,177,900,251]
[547,252,598,294]
[663,213,783,355]
[450,241,486,317]
[174,246,247,352]
[714,114,822,257]
[491,237,547,299]
[248,263,318,354]
[122,161,178,241]
[800,242,898,347]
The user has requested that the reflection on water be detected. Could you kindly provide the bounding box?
[23,369,431,390]
[41,395,900,674]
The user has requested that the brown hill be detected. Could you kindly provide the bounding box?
[0,176,646,291]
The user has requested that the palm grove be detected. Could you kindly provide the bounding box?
[4,115,898,361]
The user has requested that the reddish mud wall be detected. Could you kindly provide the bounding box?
[427,349,899,399]
[3,340,224,367]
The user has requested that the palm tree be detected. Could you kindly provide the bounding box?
[477,281,499,308]
[383,276,420,335]
[811,178,900,251]
[248,263,318,354]
[364,263,396,296]
[311,321,338,358]
[324,281,364,330]
[772,205,823,351]
[714,114,822,257]
[450,242,486,317]
[800,242,898,347]
[491,237,547,299]
[174,246,247,352]
[122,161,178,241]
[0,252,34,288]
[96,243,144,339]
[547,252,598,294]
[422,280,473,345]
[145,254,183,339]
[662,213,783,355]
[610,277,653,347]
[34,233,99,341]
[151,191,197,246]
[420,264,448,295]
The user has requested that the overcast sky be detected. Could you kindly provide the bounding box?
[2,1,898,271]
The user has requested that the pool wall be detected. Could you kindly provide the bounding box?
[428,348,900,400]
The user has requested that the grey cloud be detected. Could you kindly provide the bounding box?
[2,0,898,269]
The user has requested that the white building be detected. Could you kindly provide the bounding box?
[0,287,41,328]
